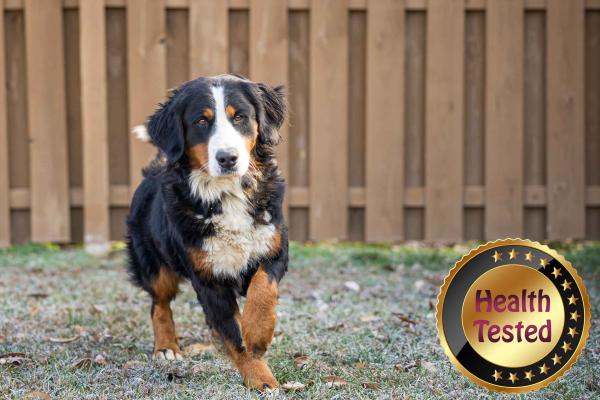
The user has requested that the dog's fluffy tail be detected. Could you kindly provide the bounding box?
[132,124,151,143]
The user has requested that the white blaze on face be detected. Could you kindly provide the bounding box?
[208,86,250,177]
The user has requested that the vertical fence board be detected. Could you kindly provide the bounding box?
[586,11,600,239]
[425,0,464,242]
[127,0,166,191]
[190,0,227,77]
[0,0,8,247]
[485,0,523,239]
[229,10,249,76]
[464,11,485,241]
[524,11,546,240]
[249,0,289,218]
[366,0,404,241]
[309,0,348,240]
[167,9,189,88]
[348,11,366,241]
[404,11,425,240]
[547,0,585,239]
[24,0,70,242]
[288,10,309,241]
[80,0,110,250]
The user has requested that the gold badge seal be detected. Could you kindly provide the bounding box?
[436,239,591,393]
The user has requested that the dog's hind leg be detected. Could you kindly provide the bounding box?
[150,267,182,361]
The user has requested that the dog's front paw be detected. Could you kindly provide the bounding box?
[241,358,279,391]
[153,347,183,361]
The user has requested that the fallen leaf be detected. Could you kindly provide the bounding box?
[123,360,145,370]
[94,354,107,365]
[48,336,79,343]
[354,361,368,369]
[23,392,51,400]
[183,342,215,357]
[293,353,309,369]
[394,360,421,371]
[324,375,347,388]
[71,358,93,369]
[326,323,344,331]
[0,352,27,366]
[29,307,40,317]
[421,360,437,373]
[92,304,105,314]
[360,314,379,322]
[362,382,380,390]
[392,313,416,325]
[27,292,48,299]
[344,281,360,292]
[282,381,306,392]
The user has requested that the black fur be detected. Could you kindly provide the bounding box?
[127,74,288,354]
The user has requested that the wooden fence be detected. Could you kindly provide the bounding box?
[0,0,599,248]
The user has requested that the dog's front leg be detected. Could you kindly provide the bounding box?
[192,278,278,390]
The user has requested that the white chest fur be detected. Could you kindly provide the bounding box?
[201,188,276,279]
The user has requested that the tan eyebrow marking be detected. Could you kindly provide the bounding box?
[225,104,236,118]
[202,108,214,120]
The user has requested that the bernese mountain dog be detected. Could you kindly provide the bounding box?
[126,74,288,390]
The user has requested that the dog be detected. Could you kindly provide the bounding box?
[126,74,288,390]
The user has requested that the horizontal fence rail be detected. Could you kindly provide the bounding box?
[1,0,599,247]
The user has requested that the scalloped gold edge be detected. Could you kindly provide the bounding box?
[435,238,592,394]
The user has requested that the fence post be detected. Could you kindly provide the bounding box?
[366,0,405,242]
[25,0,71,242]
[189,0,228,78]
[0,0,8,247]
[485,0,524,239]
[80,0,110,253]
[425,0,464,242]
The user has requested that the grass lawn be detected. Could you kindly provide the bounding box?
[0,242,598,399]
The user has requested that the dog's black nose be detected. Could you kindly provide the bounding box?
[216,148,238,170]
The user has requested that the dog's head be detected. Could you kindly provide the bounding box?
[147,74,286,177]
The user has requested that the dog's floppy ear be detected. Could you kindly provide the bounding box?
[256,84,287,146]
[147,90,185,163]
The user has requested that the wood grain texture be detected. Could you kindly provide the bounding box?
[0,0,8,247]
[80,0,110,248]
[586,11,600,239]
[24,0,71,242]
[485,0,523,239]
[425,0,464,242]
[127,0,167,191]
[366,0,404,241]
[309,0,348,240]
[524,11,546,240]
[249,0,289,217]
[189,0,227,77]
[547,0,585,239]
[166,9,189,88]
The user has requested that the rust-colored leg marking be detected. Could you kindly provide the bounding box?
[224,340,278,390]
[151,267,182,360]
[242,266,278,357]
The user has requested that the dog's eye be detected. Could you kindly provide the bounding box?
[233,114,244,124]
[195,117,209,127]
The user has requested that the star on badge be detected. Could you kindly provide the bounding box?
[492,369,502,382]
[552,354,562,365]
[492,251,502,262]
[561,279,572,291]
[568,327,579,338]
[539,363,549,374]
[524,251,534,262]
[539,258,549,268]
[567,294,578,305]
[561,341,572,352]
[551,267,562,278]
[508,249,518,260]
[508,372,518,384]
[524,370,534,382]
[570,310,580,322]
